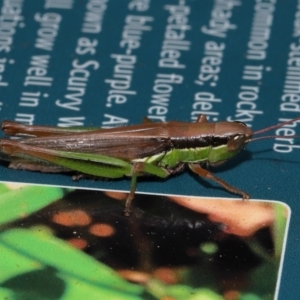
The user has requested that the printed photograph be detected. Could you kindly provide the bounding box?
[0,182,289,300]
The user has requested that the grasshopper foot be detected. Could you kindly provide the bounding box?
[123,207,131,217]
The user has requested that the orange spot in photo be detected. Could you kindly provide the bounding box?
[52,209,92,226]
[89,223,115,237]
[68,238,88,250]
[153,267,179,285]
[224,290,240,300]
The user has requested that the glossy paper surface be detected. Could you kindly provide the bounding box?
[0,1,299,298]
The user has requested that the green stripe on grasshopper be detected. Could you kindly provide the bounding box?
[157,145,237,168]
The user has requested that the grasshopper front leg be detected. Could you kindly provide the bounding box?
[124,162,171,216]
[188,163,250,200]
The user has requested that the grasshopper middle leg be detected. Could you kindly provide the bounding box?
[188,163,250,200]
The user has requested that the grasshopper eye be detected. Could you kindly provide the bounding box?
[228,134,245,151]
[234,121,247,127]
[233,135,242,141]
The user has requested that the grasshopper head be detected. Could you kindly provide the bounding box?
[207,121,253,165]
[215,121,253,153]
[227,122,253,152]
[221,116,300,155]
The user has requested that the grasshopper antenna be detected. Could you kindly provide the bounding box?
[251,116,300,142]
[253,116,300,135]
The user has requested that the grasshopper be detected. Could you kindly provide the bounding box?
[0,114,299,216]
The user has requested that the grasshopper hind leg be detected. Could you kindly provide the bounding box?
[8,160,71,173]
